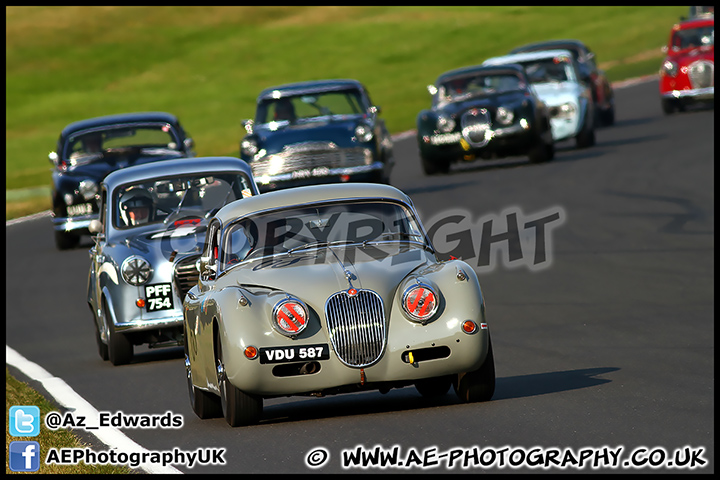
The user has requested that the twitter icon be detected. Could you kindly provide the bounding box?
[9,406,40,437]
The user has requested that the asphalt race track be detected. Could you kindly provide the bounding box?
[6,78,714,473]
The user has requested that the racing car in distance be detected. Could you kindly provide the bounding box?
[659,14,714,114]
[416,63,555,175]
[483,49,596,149]
[239,79,394,192]
[49,112,196,250]
[183,183,495,426]
[87,157,259,365]
[510,39,616,126]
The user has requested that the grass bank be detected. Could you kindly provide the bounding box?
[6,6,685,206]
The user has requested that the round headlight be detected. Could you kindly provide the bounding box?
[436,114,456,133]
[661,60,678,78]
[354,124,374,143]
[495,107,514,126]
[272,297,309,336]
[78,180,98,201]
[402,283,439,322]
[241,137,259,157]
[121,256,153,286]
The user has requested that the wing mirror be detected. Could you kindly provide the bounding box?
[89,219,103,234]
[241,119,254,135]
[427,85,438,96]
[196,256,217,275]
[183,137,195,154]
[48,151,59,165]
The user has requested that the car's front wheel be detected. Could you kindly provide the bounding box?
[185,349,222,419]
[216,338,262,427]
[54,230,80,250]
[599,104,615,126]
[661,98,684,115]
[421,155,450,175]
[575,110,596,149]
[454,336,495,403]
[528,137,554,163]
[105,302,133,366]
[92,310,108,361]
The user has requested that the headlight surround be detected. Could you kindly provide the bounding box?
[354,124,374,143]
[78,180,98,201]
[401,283,439,323]
[240,137,259,157]
[436,114,456,133]
[661,60,678,77]
[552,102,577,120]
[495,107,515,126]
[272,297,309,337]
[121,256,153,286]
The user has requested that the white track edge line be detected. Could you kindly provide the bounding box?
[6,345,182,474]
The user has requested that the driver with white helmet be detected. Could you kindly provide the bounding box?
[119,188,154,226]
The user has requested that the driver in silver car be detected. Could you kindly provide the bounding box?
[119,188,154,226]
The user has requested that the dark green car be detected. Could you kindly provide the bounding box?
[416,64,554,175]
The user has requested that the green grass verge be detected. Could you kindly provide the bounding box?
[6,369,134,474]
[7,6,685,203]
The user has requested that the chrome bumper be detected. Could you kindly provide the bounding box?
[115,313,184,333]
[662,87,714,100]
[255,161,385,185]
[427,122,528,146]
[51,214,97,232]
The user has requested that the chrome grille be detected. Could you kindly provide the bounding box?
[173,255,200,299]
[688,61,714,89]
[324,289,386,367]
[251,142,372,177]
[460,108,491,148]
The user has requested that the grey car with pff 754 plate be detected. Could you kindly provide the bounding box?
[87,157,259,366]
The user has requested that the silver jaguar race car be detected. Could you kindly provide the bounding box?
[183,183,495,426]
[87,157,259,365]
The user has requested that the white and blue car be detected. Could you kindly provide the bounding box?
[483,49,596,149]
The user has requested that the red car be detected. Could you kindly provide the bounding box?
[659,16,714,114]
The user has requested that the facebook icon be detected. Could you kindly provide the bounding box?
[9,441,41,472]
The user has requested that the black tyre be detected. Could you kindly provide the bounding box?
[454,336,495,403]
[575,111,596,149]
[185,347,222,419]
[94,315,109,361]
[599,105,615,126]
[421,155,450,175]
[661,98,678,115]
[105,302,133,366]
[54,230,80,250]
[216,338,262,427]
[528,139,554,163]
[415,375,452,398]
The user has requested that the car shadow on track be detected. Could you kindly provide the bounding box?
[425,141,608,176]
[127,346,185,364]
[492,366,618,400]
[256,367,619,426]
